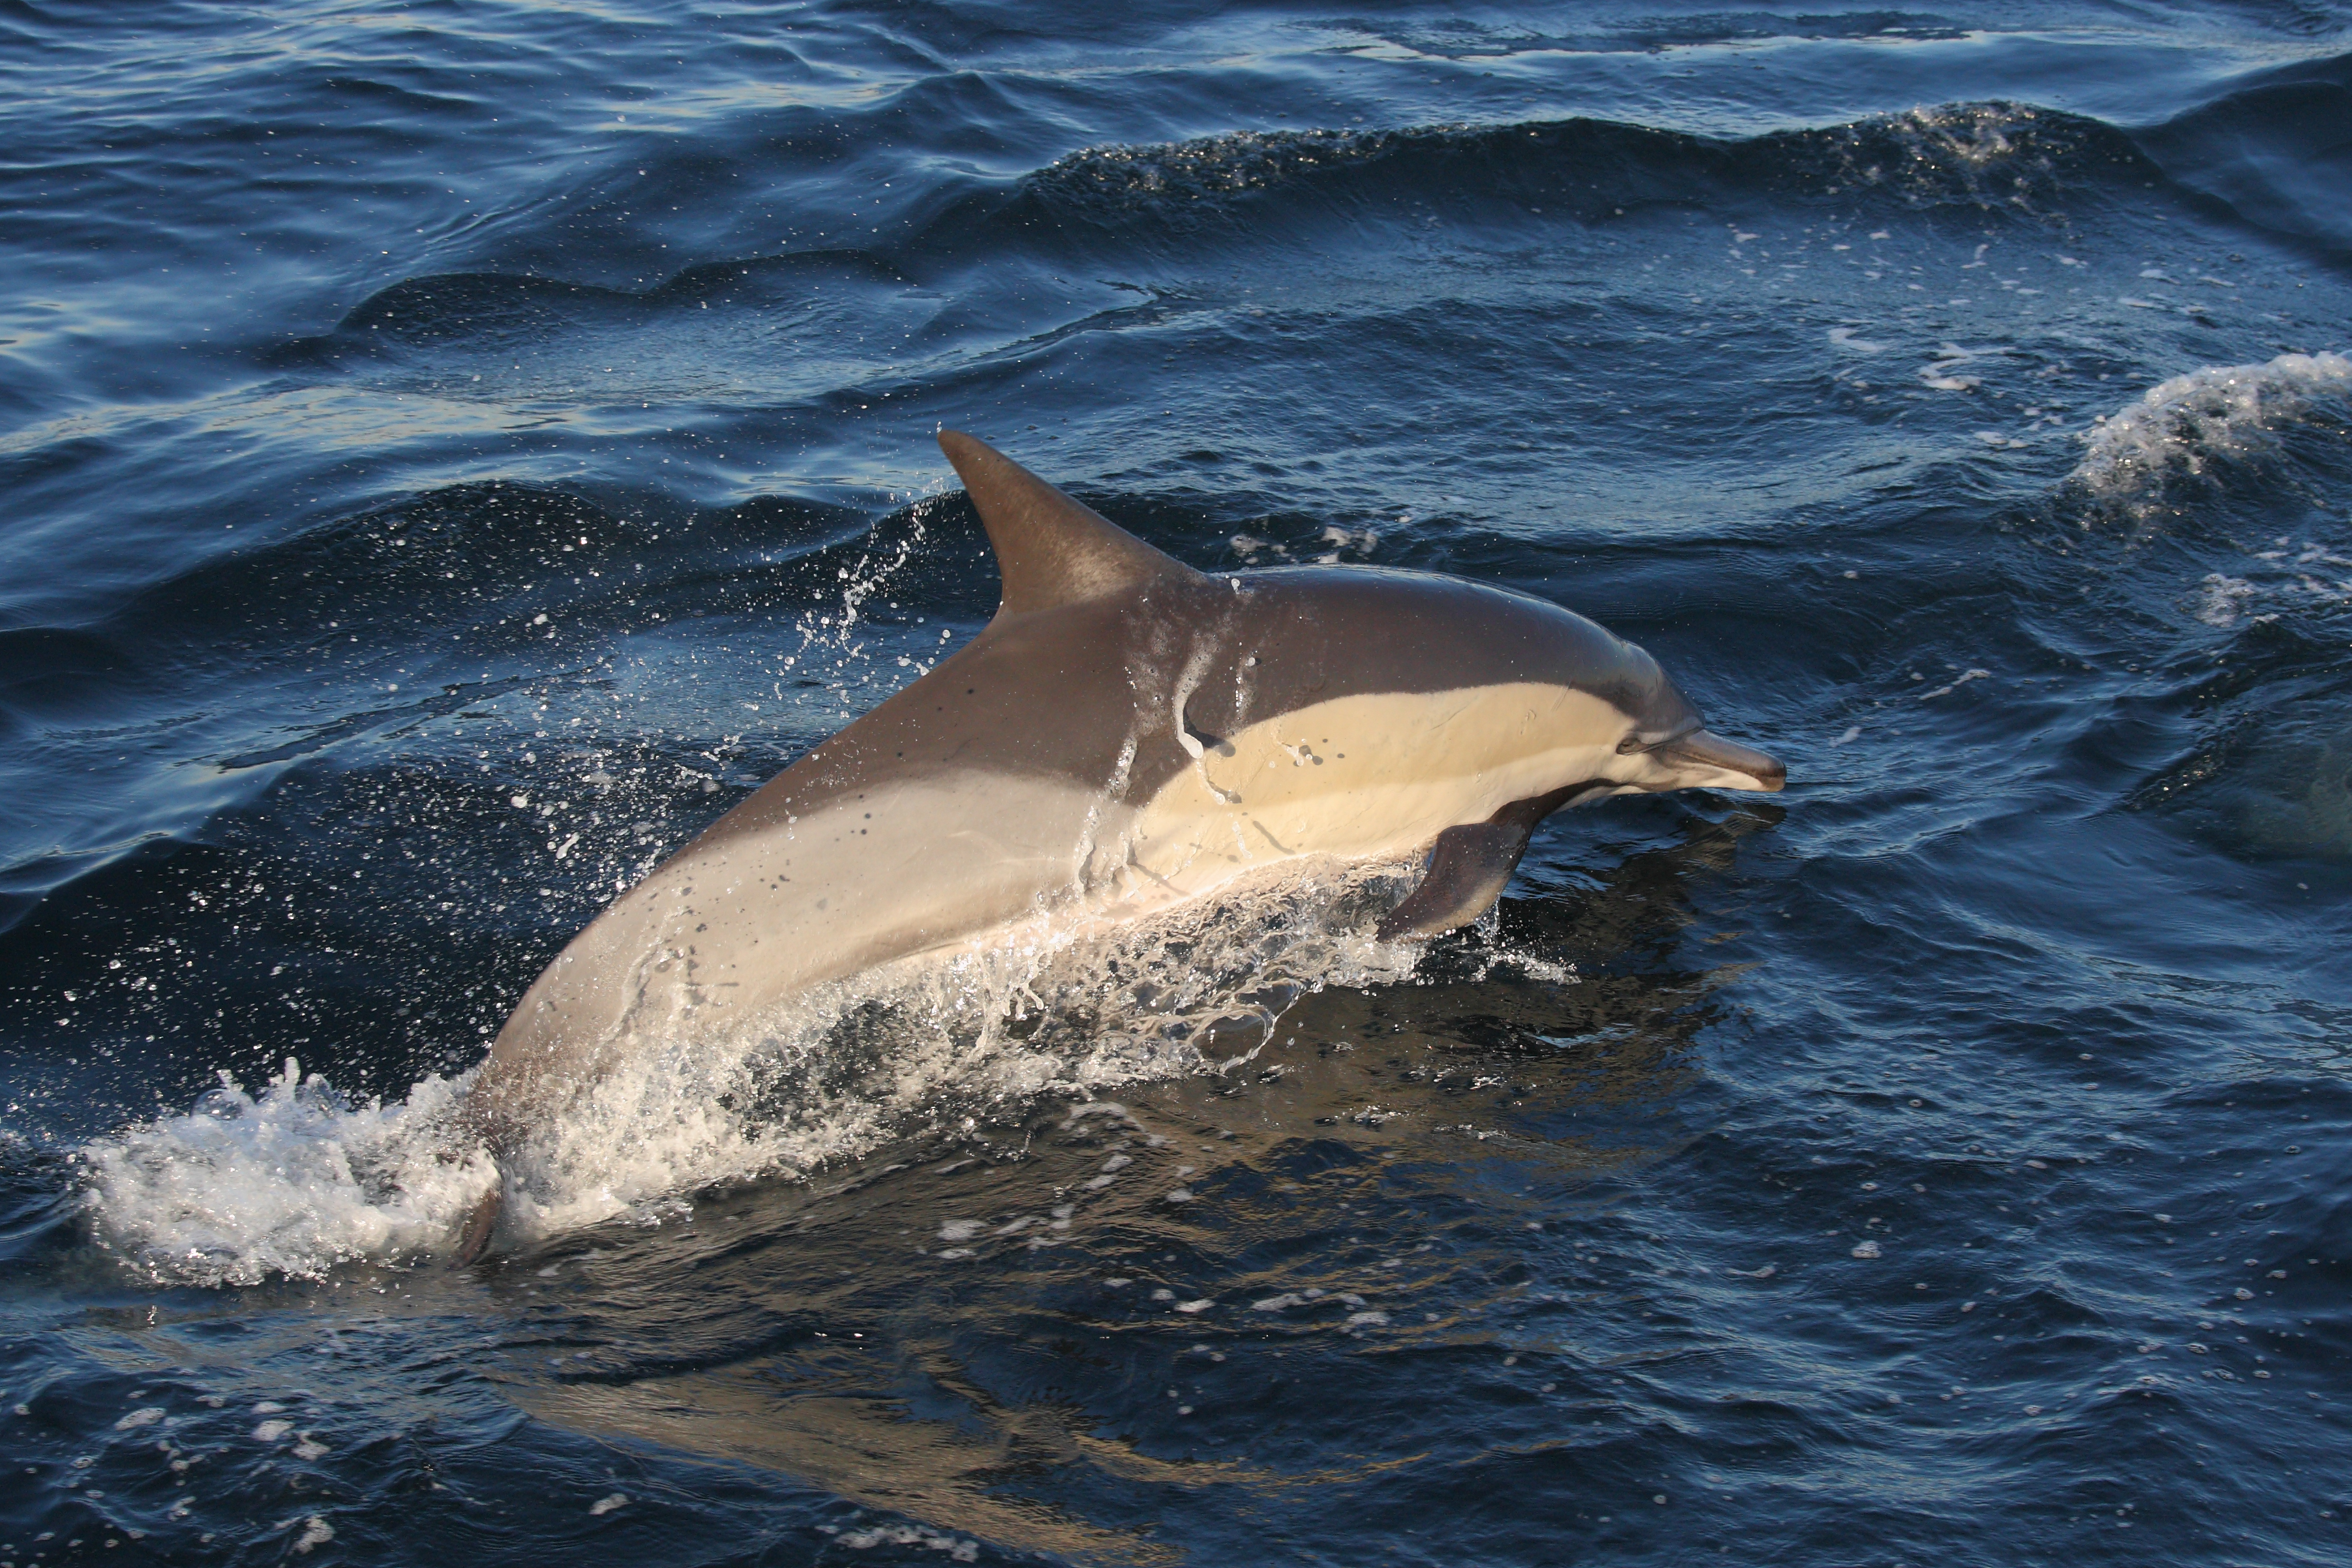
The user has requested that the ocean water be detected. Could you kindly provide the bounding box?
[4,1,2351,1562]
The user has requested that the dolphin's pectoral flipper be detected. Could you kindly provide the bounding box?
[1376,783,1600,941]
[1376,818,1533,941]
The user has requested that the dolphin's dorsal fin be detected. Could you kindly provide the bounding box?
[937,430,1203,618]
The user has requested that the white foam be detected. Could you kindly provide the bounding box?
[2192,573,2257,627]
[81,1061,494,1287]
[833,1524,979,1560]
[2071,350,2351,515]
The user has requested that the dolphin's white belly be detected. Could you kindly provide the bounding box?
[1122,682,1623,897]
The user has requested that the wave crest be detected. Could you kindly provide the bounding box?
[2070,350,2352,519]
[1788,101,2111,211]
[1031,126,1417,207]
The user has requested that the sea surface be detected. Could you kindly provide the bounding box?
[4,2,2351,1563]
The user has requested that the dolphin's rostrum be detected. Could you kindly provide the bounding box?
[453,432,1783,1258]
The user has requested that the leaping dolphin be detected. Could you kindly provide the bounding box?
[454,432,1783,1256]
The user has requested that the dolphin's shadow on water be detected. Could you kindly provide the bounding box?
[2163,723,2352,865]
[2237,731,2352,859]
[489,801,1777,1558]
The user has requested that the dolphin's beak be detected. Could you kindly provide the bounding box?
[1653,729,1785,792]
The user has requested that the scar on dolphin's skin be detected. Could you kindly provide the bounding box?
[450,430,1784,1260]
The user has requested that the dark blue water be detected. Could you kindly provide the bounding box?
[6,2,2352,1562]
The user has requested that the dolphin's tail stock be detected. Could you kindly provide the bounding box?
[453,1184,505,1269]
[453,1177,504,1265]
[449,1091,516,1265]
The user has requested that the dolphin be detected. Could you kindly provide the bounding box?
[453,432,1782,1256]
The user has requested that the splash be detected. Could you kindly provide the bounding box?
[2070,350,2352,520]
[79,1062,492,1287]
[80,859,1428,1284]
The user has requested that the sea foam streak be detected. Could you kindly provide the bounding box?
[81,858,1422,1284]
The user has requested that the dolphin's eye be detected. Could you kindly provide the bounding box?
[1615,734,1651,755]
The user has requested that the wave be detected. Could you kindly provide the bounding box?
[295,98,2170,362]
[2082,352,2352,862]
[1331,11,1968,59]
[2132,50,2352,260]
[1022,101,2152,227]
[270,249,914,365]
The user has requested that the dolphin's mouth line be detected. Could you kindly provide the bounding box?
[1616,717,1706,755]
[1650,729,1787,792]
